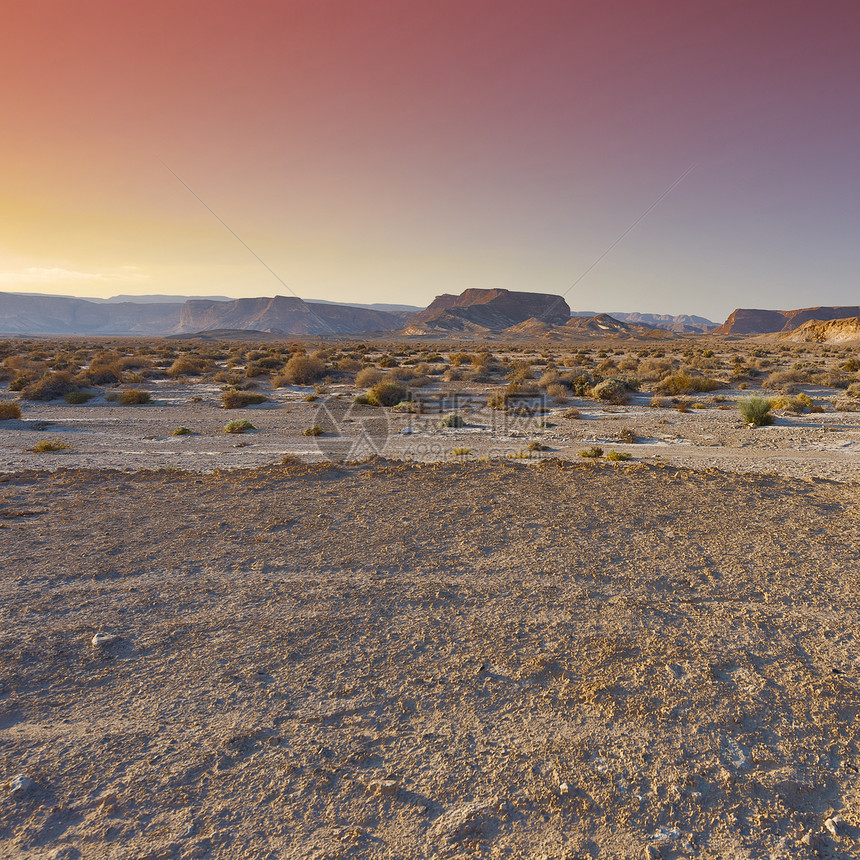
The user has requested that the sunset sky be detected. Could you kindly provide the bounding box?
[2,0,859,320]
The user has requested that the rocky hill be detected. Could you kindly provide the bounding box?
[778,316,860,344]
[716,306,860,335]
[405,288,570,334]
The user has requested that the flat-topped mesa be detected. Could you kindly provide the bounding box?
[716,306,860,335]
[407,288,570,332]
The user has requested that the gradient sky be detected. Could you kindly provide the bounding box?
[2,0,859,320]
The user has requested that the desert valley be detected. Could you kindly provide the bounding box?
[1,287,860,859]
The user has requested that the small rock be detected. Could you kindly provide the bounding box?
[367,779,399,797]
[825,815,846,837]
[558,782,570,795]
[91,632,119,647]
[8,774,34,796]
[801,830,824,850]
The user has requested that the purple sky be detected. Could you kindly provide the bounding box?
[2,0,859,320]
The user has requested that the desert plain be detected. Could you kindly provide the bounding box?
[1,335,860,859]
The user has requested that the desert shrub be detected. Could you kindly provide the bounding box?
[579,446,603,459]
[274,355,324,385]
[22,371,79,401]
[841,358,860,373]
[336,358,362,374]
[31,438,72,452]
[606,450,632,461]
[244,362,270,378]
[538,370,561,389]
[366,381,408,407]
[302,425,323,436]
[771,393,812,413]
[846,381,860,398]
[167,356,209,378]
[451,447,471,456]
[763,369,809,392]
[441,413,466,428]
[545,383,569,402]
[119,389,151,405]
[564,371,595,396]
[224,419,255,433]
[740,396,774,426]
[817,370,852,389]
[0,402,22,420]
[64,390,94,404]
[590,379,628,404]
[506,360,534,382]
[354,367,385,387]
[221,390,268,409]
[656,372,719,395]
[563,407,581,419]
[449,352,473,367]
[617,427,637,443]
[485,390,507,410]
[526,441,548,451]
[172,427,193,435]
[637,357,673,381]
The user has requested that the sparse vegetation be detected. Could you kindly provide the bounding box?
[302,425,323,436]
[172,427,193,436]
[0,402,22,420]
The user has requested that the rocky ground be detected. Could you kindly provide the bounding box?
[1,459,859,859]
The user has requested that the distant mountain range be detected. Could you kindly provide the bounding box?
[4,287,853,340]
[0,292,410,335]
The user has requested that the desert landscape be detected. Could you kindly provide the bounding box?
[2,322,860,859]
[5,1,860,856]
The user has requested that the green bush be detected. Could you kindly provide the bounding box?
[441,413,465,428]
[739,396,774,426]
[172,427,193,436]
[302,425,323,436]
[224,419,255,434]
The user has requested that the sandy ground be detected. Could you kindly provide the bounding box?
[2,379,860,483]
[1,459,860,859]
